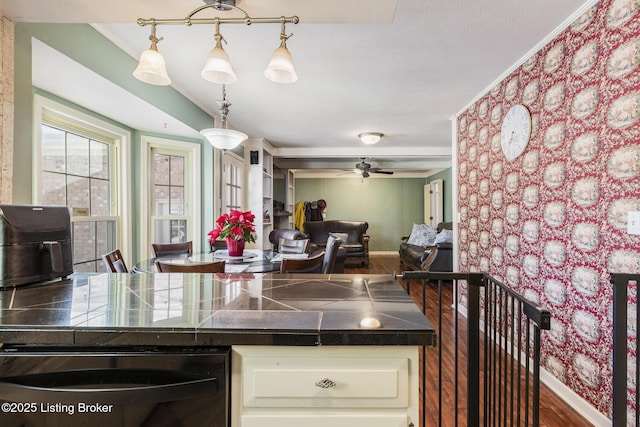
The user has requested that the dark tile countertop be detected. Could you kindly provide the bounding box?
[0,273,436,347]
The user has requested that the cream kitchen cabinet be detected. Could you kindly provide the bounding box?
[231,346,419,427]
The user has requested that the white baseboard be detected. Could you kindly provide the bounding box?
[539,368,611,426]
[370,250,398,255]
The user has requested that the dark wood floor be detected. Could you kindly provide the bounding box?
[344,254,593,427]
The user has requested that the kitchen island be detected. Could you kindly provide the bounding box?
[0,273,435,426]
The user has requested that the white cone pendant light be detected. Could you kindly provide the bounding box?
[265,43,297,84]
[201,23,237,84]
[264,22,297,84]
[133,24,171,86]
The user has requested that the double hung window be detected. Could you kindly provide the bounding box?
[35,95,130,272]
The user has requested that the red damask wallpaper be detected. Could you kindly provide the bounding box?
[455,0,639,418]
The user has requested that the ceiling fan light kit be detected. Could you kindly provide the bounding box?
[358,132,383,145]
[354,158,394,178]
[134,0,299,86]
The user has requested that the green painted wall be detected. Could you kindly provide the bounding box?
[295,178,426,251]
[273,177,286,203]
[426,168,453,222]
[13,23,217,262]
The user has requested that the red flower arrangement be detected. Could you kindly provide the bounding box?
[208,209,256,243]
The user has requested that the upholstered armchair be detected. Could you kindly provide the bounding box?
[268,229,308,252]
[303,220,369,267]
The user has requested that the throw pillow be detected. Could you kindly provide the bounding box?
[406,223,437,246]
[434,229,454,244]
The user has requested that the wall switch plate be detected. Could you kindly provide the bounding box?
[629,211,640,235]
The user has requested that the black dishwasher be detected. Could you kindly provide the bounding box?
[0,346,229,427]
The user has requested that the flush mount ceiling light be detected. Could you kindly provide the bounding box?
[134,0,300,86]
[200,85,248,150]
[358,132,384,145]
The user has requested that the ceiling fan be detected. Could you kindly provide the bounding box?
[354,158,394,178]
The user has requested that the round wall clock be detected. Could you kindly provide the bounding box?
[500,104,532,160]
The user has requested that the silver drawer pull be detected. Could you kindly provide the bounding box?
[315,378,336,389]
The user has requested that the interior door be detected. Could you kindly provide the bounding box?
[425,179,443,226]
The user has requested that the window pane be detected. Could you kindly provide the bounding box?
[154,185,170,215]
[95,221,109,261]
[75,261,99,273]
[73,221,95,263]
[90,140,109,179]
[170,156,184,186]
[154,154,170,185]
[223,162,242,211]
[41,126,66,173]
[154,219,171,243]
[170,187,184,215]
[171,220,187,243]
[67,175,90,209]
[91,178,110,216]
[154,219,187,244]
[232,187,240,208]
[41,172,66,206]
[67,133,90,176]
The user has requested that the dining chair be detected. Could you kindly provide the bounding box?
[280,251,325,274]
[322,234,343,274]
[155,259,226,273]
[102,249,128,273]
[209,239,227,252]
[279,238,310,254]
[151,241,193,258]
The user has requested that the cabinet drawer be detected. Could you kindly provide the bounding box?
[242,414,407,427]
[243,356,409,408]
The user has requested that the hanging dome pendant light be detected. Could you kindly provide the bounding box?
[200,85,248,150]
[264,20,298,84]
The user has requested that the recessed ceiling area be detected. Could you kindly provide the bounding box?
[3,0,592,174]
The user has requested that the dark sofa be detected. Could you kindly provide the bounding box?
[303,220,370,267]
[399,222,453,271]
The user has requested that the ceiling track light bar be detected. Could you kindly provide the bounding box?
[136,3,299,29]
[133,0,300,86]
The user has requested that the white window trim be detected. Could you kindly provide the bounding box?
[140,135,202,261]
[32,94,132,267]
